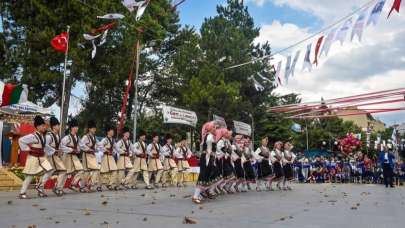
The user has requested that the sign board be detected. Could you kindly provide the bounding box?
[162,106,197,127]
[213,114,227,128]
[233,120,251,136]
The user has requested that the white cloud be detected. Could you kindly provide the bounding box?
[255,20,311,49]
[254,1,405,125]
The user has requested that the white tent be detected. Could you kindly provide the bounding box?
[0,101,52,115]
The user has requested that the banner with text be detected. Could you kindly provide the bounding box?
[163,106,198,127]
[213,114,227,128]
[233,120,251,136]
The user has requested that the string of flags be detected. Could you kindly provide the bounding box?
[271,0,400,87]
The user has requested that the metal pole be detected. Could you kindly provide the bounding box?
[305,120,309,151]
[251,114,254,151]
[60,25,70,136]
[132,37,141,143]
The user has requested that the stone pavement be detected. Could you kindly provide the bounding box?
[0,183,404,228]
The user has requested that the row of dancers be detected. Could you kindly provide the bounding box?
[191,121,296,204]
[18,116,193,199]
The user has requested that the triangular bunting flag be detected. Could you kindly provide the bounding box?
[313,36,324,66]
[320,28,337,57]
[274,61,282,86]
[351,8,369,42]
[388,0,402,18]
[302,43,312,72]
[367,0,385,26]
[335,18,352,46]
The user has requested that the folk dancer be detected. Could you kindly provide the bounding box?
[161,134,178,188]
[231,135,246,192]
[192,121,217,204]
[44,116,67,196]
[114,127,134,189]
[125,130,152,189]
[147,133,164,188]
[242,137,256,191]
[270,141,284,190]
[18,115,53,199]
[254,137,274,191]
[98,125,119,190]
[174,135,192,187]
[80,120,101,192]
[60,119,86,192]
[282,142,296,190]
[215,128,234,193]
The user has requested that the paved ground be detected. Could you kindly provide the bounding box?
[0,183,404,228]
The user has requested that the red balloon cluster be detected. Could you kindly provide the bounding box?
[339,133,362,155]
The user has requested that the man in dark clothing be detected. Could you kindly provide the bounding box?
[378,146,395,188]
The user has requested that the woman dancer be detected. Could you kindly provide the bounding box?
[282,142,296,190]
[271,141,284,190]
[192,121,217,204]
[255,137,274,191]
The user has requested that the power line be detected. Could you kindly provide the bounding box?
[225,0,378,70]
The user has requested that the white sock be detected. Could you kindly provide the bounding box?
[20,176,33,194]
[193,188,201,198]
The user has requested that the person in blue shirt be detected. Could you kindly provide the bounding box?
[378,145,395,188]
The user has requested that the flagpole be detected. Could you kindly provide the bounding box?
[132,30,142,143]
[60,25,70,136]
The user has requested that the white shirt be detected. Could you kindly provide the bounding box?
[282,150,296,165]
[174,146,192,159]
[161,144,175,158]
[114,138,133,156]
[216,138,226,158]
[205,133,215,154]
[132,141,147,156]
[80,134,97,153]
[147,142,161,157]
[19,131,46,152]
[44,131,60,156]
[96,137,114,154]
[270,149,283,163]
[60,134,80,154]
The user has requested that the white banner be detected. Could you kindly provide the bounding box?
[213,114,227,128]
[0,101,52,115]
[162,106,198,127]
[233,120,251,136]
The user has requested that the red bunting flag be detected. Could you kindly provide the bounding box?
[93,22,116,34]
[313,36,324,66]
[51,32,69,53]
[388,0,402,18]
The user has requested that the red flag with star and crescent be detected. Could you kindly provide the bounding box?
[51,32,69,53]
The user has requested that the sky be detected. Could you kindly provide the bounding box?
[176,0,405,126]
[62,0,405,126]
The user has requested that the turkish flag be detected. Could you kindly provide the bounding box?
[388,0,402,18]
[51,32,68,53]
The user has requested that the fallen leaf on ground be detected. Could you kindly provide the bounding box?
[143,217,148,222]
[351,207,357,210]
[170,194,176,197]
[280,217,285,221]
[39,208,46,211]
[183,217,197,224]
[7,200,13,205]
[27,225,37,228]
[140,194,146,197]
[32,204,39,207]
[55,221,60,224]
[101,201,108,206]
[100,194,105,198]
[356,203,360,206]
[183,195,192,198]
[151,201,156,205]
[199,206,203,210]
[84,209,91,216]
